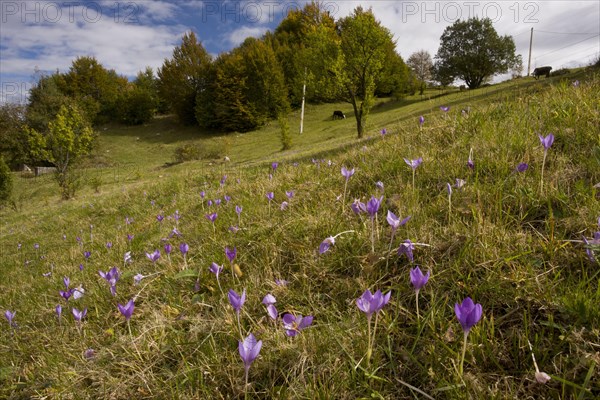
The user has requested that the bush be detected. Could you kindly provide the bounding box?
[174,141,227,163]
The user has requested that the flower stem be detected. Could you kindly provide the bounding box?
[459,331,468,377]
[540,151,547,193]
[366,316,372,366]
[385,230,396,271]
[342,180,348,212]
[236,311,243,341]
[370,218,375,253]
[244,367,249,400]
[415,290,420,321]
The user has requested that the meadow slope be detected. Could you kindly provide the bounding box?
[1,70,599,399]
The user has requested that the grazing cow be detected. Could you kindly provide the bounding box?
[332,110,345,120]
[532,66,552,79]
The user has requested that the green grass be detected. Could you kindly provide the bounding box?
[1,69,599,399]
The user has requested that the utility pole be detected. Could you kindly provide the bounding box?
[527,27,533,76]
[299,67,307,134]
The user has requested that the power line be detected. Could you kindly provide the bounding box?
[536,30,600,35]
[534,34,600,60]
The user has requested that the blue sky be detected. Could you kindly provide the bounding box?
[1,1,599,103]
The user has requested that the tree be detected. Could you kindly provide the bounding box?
[434,18,520,89]
[0,103,30,168]
[0,156,13,208]
[335,7,395,138]
[407,50,433,82]
[119,67,159,125]
[60,56,128,123]
[158,32,212,125]
[196,37,289,132]
[272,1,341,105]
[27,104,95,199]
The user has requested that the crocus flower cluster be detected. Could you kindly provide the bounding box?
[99,267,120,296]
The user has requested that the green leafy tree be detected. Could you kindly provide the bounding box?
[434,18,521,89]
[272,1,340,105]
[196,37,289,132]
[158,32,212,125]
[27,104,95,199]
[26,73,70,132]
[335,7,395,138]
[0,156,13,208]
[119,68,159,125]
[0,103,30,168]
[60,56,128,123]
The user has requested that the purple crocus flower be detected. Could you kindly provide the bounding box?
[582,232,600,263]
[366,196,383,219]
[205,212,218,223]
[356,289,391,320]
[235,205,242,215]
[157,215,164,223]
[106,242,113,249]
[516,163,529,172]
[164,243,172,255]
[72,307,87,322]
[117,299,135,321]
[133,274,144,285]
[59,289,73,302]
[266,304,278,320]
[179,243,189,255]
[455,297,482,333]
[228,289,246,314]
[63,276,70,290]
[404,157,423,170]
[285,190,295,199]
[224,195,232,203]
[200,191,206,199]
[266,192,274,202]
[280,201,289,211]
[467,158,474,170]
[398,239,415,262]
[213,199,222,206]
[410,266,430,292]
[375,181,384,192]
[83,251,91,260]
[225,246,236,263]
[55,304,62,319]
[272,162,279,171]
[386,211,411,231]
[4,310,16,327]
[539,133,555,152]
[99,266,120,296]
[146,250,161,263]
[419,115,425,126]
[209,262,223,277]
[380,128,387,137]
[220,175,227,186]
[127,234,134,242]
[440,106,450,112]
[319,236,335,254]
[351,199,366,215]
[341,166,355,180]
[262,294,276,305]
[275,279,289,287]
[239,333,262,374]
[282,313,314,337]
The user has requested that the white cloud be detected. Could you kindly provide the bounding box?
[226,25,270,47]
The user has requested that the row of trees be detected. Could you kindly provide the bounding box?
[158,4,413,137]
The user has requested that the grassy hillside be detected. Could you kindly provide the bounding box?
[1,69,599,399]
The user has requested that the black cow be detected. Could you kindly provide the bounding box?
[332,110,345,120]
[532,66,552,79]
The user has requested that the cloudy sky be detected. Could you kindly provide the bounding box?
[1,0,599,103]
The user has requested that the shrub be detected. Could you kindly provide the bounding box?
[174,141,227,163]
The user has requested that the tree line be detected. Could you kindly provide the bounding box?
[0,2,520,201]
